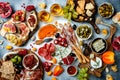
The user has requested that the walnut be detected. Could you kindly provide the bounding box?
[111,65,118,72]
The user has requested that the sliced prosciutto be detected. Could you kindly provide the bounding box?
[0,20,16,36]
[49,43,56,53]
[15,23,30,41]
[38,43,55,60]
[21,69,43,80]
[38,47,49,57]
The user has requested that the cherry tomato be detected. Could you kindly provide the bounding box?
[54,39,59,44]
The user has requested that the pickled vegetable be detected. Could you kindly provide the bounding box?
[99,3,113,18]
[76,25,91,39]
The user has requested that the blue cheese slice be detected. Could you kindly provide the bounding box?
[54,45,72,62]
[92,39,105,52]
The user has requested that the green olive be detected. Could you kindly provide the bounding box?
[14,55,19,59]
[99,3,113,17]
[11,58,17,63]
[17,56,22,63]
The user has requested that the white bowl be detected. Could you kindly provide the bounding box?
[67,66,78,76]
[76,24,92,40]
[98,2,114,18]
[2,51,18,61]
[22,53,39,70]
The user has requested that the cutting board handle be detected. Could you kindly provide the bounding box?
[90,19,100,34]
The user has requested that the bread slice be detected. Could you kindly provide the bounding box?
[0,10,38,46]
[26,10,38,31]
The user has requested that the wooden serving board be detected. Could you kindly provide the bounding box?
[78,24,117,77]
[0,48,44,80]
[67,0,100,34]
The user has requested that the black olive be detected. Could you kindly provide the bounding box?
[70,53,76,57]
[72,24,77,30]
[18,65,24,69]
[14,64,24,69]
[16,69,21,74]
[55,33,60,38]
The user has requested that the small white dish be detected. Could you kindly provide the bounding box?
[98,2,114,18]
[76,24,92,40]
[67,65,77,76]
[2,51,18,61]
[22,53,39,70]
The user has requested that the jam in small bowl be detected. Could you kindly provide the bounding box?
[67,66,77,76]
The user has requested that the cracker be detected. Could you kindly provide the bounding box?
[2,61,14,74]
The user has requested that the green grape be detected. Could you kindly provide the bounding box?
[84,68,88,72]
[64,5,70,10]
[83,73,88,78]
[81,68,86,73]
[14,55,19,59]
[69,5,74,11]
[64,13,69,18]
[17,56,22,63]
[80,73,85,77]
[11,58,17,63]
[68,12,72,21]
[63,8,68,13]
[83,78,87,80]
[72,13,78,18]
[71,9,75,12]
[73,11,79,15]
[77,68,89,80]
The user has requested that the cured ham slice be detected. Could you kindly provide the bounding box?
[38,47,49,57]
[38,43,55,60]
[0,20,16,36]
[15,23,30,41]
[0,9,38,46]
[21,69,43,80]
[49,43,55,53]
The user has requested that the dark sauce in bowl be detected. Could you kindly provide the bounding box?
[67,66,77,76]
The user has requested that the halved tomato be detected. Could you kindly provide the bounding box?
[0,2,12,18]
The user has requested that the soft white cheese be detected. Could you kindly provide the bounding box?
[90,57,102,69]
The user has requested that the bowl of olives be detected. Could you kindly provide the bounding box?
[76,24,92,40]
[98,2,114,18]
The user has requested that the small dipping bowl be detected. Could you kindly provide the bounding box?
[76,24,92,40]
[98,2,114,18]
[67,66,77,76]
[22,53,39,70]
[91,38,108,54]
